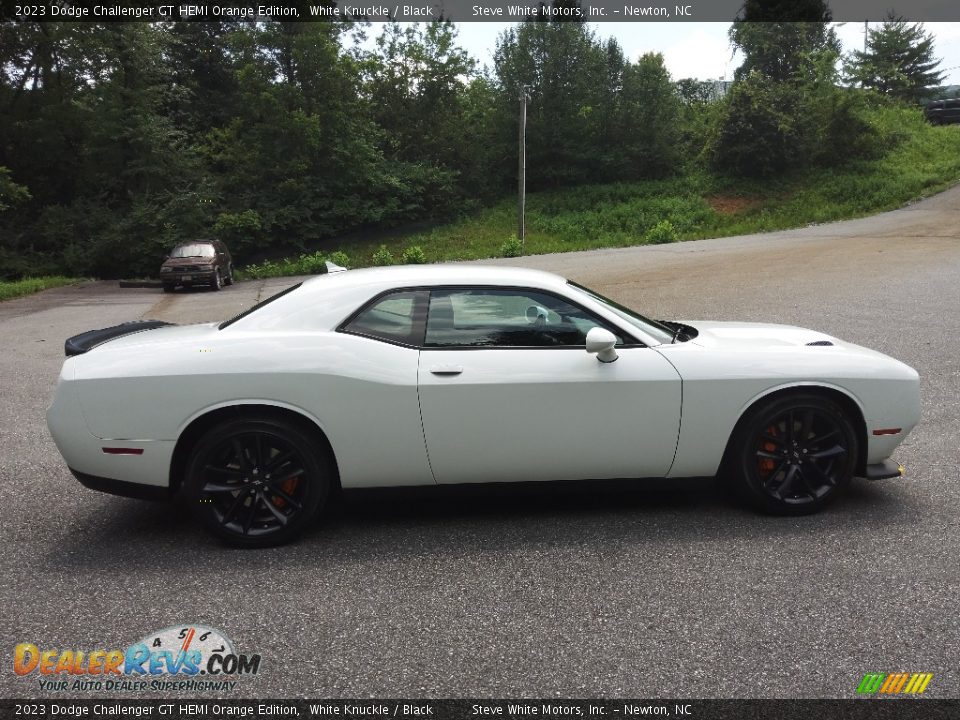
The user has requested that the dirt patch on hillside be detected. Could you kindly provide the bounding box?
[705,194,763,215]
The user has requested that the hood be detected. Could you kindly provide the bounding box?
[682,321,839,349]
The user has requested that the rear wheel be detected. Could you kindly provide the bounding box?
[185,416,331,547]
[730,394,858,515]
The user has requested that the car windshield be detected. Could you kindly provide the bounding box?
[566,281,676,344]
[170,243,215,258]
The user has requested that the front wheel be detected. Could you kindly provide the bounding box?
[730,394,858,515]
[185,416,331,547]
[210,269,222,291]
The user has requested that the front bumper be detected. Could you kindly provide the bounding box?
[861,459,905,481]
[162,270,215,285]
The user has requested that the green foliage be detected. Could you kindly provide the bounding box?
[494,22,682,190]
[242,251,327,279]
[844,15,945,104]
[372,245,395,266]
[710,49,882,178]
[0,167,30,212]
[730,0,838,82]
[213,210,263,254]
[328,251,351,268]
[297,251,328,275]
[645,220,678,244]
[709,75,803,176]
[500,236,523,258]
[0,20,955,282]
[401,245,428,264]
[228,104,960,279]
[0,276,79,302]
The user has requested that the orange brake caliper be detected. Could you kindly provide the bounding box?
[759,425,778,476]
[271,477,299,509]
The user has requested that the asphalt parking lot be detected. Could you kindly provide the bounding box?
[1,187,958,700]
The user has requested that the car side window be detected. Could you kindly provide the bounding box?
[424,288,623,348]
[343,290,427,346]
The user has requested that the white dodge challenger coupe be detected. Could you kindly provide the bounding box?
[47,265,920,546]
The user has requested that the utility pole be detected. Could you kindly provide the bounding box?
[864,20,868,54]
[518,85,530,251]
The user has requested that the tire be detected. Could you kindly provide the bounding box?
[162,284,175,293]
[224,265,234,286]
[728,394,858,515]
[210,269,222,291]
[185,416,331,547]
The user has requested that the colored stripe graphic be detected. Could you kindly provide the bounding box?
[857,672,933,695]
[857,674,886,694]
[910,674,934,694]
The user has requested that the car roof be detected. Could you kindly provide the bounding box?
[229,264,575,333]
[301,263,568,292]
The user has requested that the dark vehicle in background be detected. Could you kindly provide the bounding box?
[160,240,233,292]
[924,98,960,125]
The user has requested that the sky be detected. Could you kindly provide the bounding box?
[367,22,960,86]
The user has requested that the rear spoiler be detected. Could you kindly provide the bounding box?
[65,321,175,357]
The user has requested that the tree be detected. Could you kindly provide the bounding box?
[844,15,944,103]
[493,21,680,189]
[367,21,476,197]
[613,53,681,179]
[730,0,838,82]
[0,167,29,213]
[494,20,610,188]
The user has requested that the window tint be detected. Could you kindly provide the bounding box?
[425,288,621,348]
[344,290,425,345]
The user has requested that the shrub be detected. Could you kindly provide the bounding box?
[328,250,351,268]
[709,75,804,177]
[401,245,427,264]
[372,245,394,266]
[212,210,263,254]
[500,235,523,258]
[297,251,327,274]
[645,220,678,244]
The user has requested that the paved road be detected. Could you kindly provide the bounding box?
[1,187,958,700]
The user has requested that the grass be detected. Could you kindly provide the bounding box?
[240,107,960,277]
[0,276,82,302]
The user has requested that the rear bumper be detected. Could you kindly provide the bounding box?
[71,469,169,501]
[48,379,175,488]
[861,459,905,481]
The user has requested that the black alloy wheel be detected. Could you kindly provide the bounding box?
[732,394,858,515]
[224,265,234,286]
[211,269,222,291]
[186,417,330,547]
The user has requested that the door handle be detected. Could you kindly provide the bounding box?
[430,365,463,376]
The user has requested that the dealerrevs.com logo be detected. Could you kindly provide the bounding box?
[13,625,261,693]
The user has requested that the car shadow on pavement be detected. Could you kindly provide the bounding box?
[41,475,919,570]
